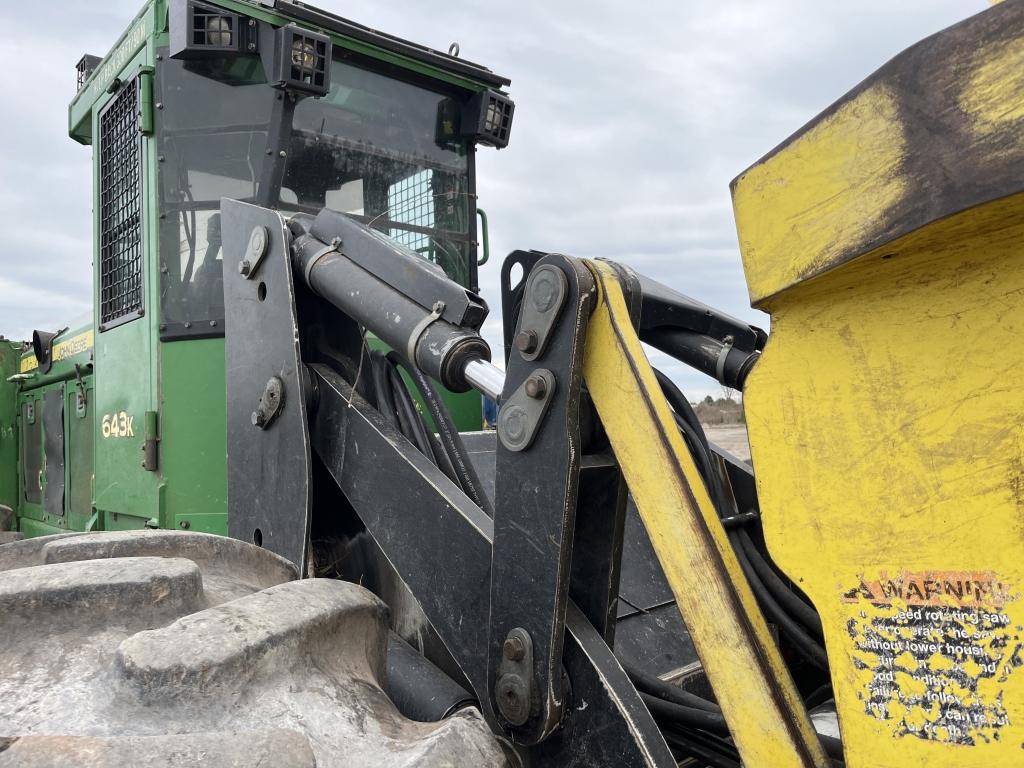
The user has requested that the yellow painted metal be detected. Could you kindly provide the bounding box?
[581,260,828,768]
[731,4,1024,763]
[732,84,908,305]
[740,194,1024,768]
[731,2,1024,308]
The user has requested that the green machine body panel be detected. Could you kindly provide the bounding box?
[5,0,504,540]
[12,322,96,536]
[0,341,21,519]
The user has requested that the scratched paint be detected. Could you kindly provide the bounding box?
[842,571,1022,745]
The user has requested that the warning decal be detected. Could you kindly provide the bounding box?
[842,570,1022,745]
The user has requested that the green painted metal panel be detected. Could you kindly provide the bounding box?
[0,341,20,515]
[16,322,93,389]
[159,338,227,535]
[69,3,156,144]
[17,383,69,532]
[90,42,162,533]
[18,517,69,539]
[66,379,96,531]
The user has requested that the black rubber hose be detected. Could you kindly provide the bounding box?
[654,368,704,440]
[640,691,730,735]
[820,732,845,761]
[737,528,824,639]
[386,363,432,456]
[730,533,829,670]
[622,661,721,713]
[655,368,733,517]
[392,353,494,516]
[804,683,834,710]
[661,728,740,768]
[369,353,398,429]
[426,432,460,487]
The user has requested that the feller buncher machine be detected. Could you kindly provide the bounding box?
[0,0,1021,766]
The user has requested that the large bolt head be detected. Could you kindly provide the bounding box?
[499,405,527,445]
[248,225,268,259]
[530,266,562,313]
[524,375,547,399]
[503,634,526,661]
[514,330,538,354]
[495,672,531,726]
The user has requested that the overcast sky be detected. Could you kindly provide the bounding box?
[0,0,977,399]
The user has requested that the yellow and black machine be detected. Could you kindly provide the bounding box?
[0,1,1020,767]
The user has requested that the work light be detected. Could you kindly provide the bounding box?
[268,25,331,96]
[291,38,317,70]
[170,0,257,59]
[462,89,515,149]
[206,15,233,48]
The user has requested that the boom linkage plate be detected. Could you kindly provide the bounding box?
[221,198,312,573]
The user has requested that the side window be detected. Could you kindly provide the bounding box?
[98,76,144,330]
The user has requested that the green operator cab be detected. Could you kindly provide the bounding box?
[4,0,512,538]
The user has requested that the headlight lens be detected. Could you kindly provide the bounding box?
[291,38,317,70]
[206,15,233,47]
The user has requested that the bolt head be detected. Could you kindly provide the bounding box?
[524,375,547,399]
[530,267,561,312]
[499,405,527,443]
[503,635,526,661]
[179,520,190,530]
[495,672,530,726]
[251,411,265,428]
[238,259,252,276]
[514,330,538,354]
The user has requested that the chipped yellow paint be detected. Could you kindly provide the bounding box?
[732,85,907,305]
[959,36,1024,134]
[20,330,94,372]
[743,191,1024,767]
[582,260,828,768]
[19,330,94,374]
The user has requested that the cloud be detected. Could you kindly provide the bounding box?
[0,0,977,398]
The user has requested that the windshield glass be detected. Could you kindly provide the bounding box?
[156,50,474,339]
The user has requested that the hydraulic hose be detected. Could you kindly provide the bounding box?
[737,528,823,638]
[391,353,494,516]
[640,691,731,735]
[622,660,721,713]
[661,728,741,768]
[730,533,829,670]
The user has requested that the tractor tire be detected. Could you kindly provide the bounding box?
[0,530,508,767]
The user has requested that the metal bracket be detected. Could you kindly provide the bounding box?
[238,225,270,279]
[73,364,88,417]
[222,198,313,573]
[495,628,536,726]
[406,301,446,365]
[251,376,285,430]
[488,255,596,745]
[496,369,555,452]
[513,264,568,361]
[302,239,340,287]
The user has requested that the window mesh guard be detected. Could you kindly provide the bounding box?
[99,77,144,328]
[387,170,435,256]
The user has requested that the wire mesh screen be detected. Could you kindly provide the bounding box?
[387,170,434,255]
[99,77,144,327]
